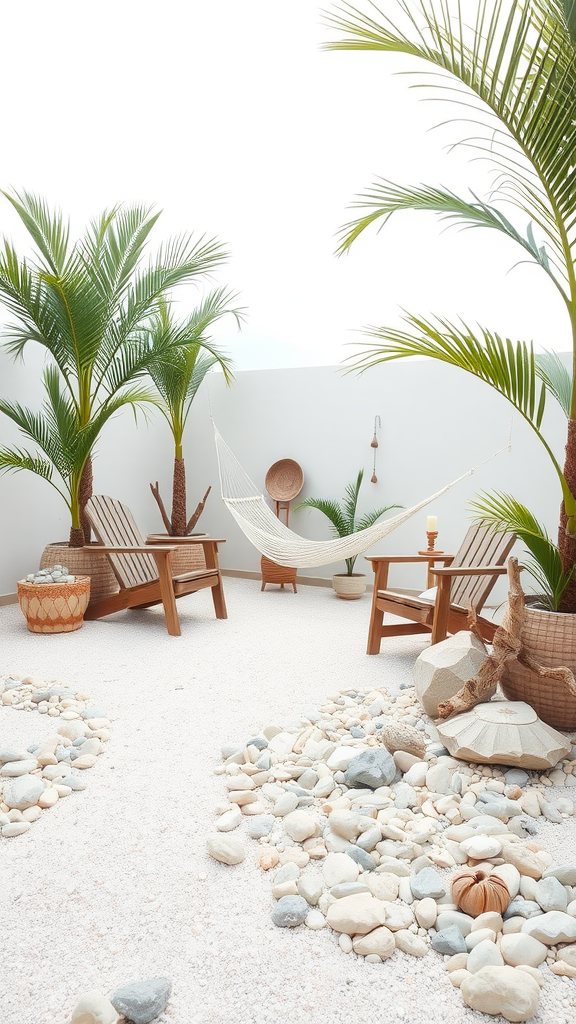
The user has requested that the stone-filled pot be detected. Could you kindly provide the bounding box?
[17,575,91,633]
[500,604,576,730]
[332,573,367,600]
[40,543,119,606]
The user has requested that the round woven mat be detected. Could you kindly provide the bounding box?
[265,459,304,501]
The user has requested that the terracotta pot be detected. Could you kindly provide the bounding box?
[332,573,366,600]
[40,543,119,606]
[17,576,91,633]
[500,604,576,730]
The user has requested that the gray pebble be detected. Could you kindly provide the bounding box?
[410,867,446,900]
[271,895,309,928]
[60,776,88,791]
[344,749,396,789]
[246,816,274,839]
[246,736,268,749]
[330,882,370,898]
[504,769,529,787]
[256,752,271,770]
[346,847,376,872]
[111,977,172,1024]
[81,705,107,720]
[503,897,543,920]
[541,800,563,824]
[349,726,366,739]
[431,926,467,955]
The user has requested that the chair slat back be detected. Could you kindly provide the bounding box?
[450,525,515,610]
[86,495,159,588]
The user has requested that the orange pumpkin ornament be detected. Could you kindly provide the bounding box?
[451,869,511,917]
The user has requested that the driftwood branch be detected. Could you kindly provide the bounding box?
[437,557,576,718]
[186,486,211,534]
[150,481,174,536]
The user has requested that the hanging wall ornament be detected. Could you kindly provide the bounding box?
[370,415,381,482]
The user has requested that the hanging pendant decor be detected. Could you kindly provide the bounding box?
[370,415,381,482]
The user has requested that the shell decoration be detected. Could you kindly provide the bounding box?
[451,869,511,917]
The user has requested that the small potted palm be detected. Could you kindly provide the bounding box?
[296,469,400,598]
[146,292,245,572]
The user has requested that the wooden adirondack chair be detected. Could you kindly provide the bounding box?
[82,495,227,636]
[366,525,516,653]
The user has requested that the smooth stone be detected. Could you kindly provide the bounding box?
[338,933,353,953]
[504,897,542,920]
[449,969,471,988]
[330,882,370,899]
[445,952,469,972]
[467,939,504,973]
[346,846,376,871]
[274,862,300,884]
[283,810,317,842]
[471,912,504,934]
[426,763,452,795]
[403,761,428,787]
[273,792,299,817]
[297,769,318,790]
[543,864,576,886]
[326,893,386,935]
[534,876,568,913]
[522,910,576,944]
[461,966,540,1022]
[391,781,418,809]
[0,748,30,763]
[541,800,563,823]
[504,770,529,787]
[305,909,326,929]
[205,834,245,865]
[431,926,468,955]
[500,933,547,967]
[110,978,171,1024]
[393,750,421,773]
[0,759,39,777]
[344,749,396,789]
[557,945,576,968]
[2,821,31,837]
[328,809,366,841]
[3,775,43,810]
[352,926,395,959]
[466,928,497,950]
[298,874,323,905]
[323,852,359,887]
[410,867,446,900]
[73,754,97,769]
[394,929,428,957]
[271,895,309,927]
[366,873,400,902]
[216,806,242,832]
[354,826,382,852]
[460,835,502,860]
[60,776,88,791]
[415,897,437,929]
[383,903,414,931]
[501,845,543,879]
[70,990,120,1024]
[475,794,522,821]
[437,911,474,937]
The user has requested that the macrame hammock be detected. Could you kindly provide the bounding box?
[213,424,505,569]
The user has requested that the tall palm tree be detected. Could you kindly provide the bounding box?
[147,290,245,535]
[324,0,576,611]
[0,191,228,545]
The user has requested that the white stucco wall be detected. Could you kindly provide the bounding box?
[0,349,565,600]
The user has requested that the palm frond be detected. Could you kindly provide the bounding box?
[469,490,571,609]
[342,469,364,530]
[356,503,403,531]
[535,349,572,416]
[295,497,349,537]
[2,190,70,275]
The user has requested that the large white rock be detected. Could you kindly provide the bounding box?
[461,965,540,1022]
[352,926,395,958]
[467,939,504,973]
[205,834,246,865]
[282,810,317,842]
[322,852,359,887]
[69,990,119,1024]
[326,893,386,935]
[522,911,576,944]
[413,631,489,717]
[500,933,547,968]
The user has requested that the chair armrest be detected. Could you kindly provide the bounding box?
[366,554,454,565]
[84,544,178,554]
[146,535,226,545]
[431,565,508,578]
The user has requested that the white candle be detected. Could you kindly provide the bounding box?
[426,515,437,532]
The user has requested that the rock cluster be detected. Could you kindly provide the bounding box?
[69,977,171,1024]
[0,673,111,838]
[210,684,576,1021]
[24,563,75,584]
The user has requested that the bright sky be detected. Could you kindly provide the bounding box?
[0,1,569,371]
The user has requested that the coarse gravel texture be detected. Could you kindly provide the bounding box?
[1,577,575,1024]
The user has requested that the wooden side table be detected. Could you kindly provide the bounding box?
[261,555,297,593]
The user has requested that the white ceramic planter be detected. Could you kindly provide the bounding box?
[332,573,367,600]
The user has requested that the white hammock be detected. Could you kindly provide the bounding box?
[214,425,494,569]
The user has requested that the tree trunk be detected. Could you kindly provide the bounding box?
[78,457,93,545]
[171,457,187,536]
[558,418,576,613]
[69,526,85,547]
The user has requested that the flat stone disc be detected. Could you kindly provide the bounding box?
[474,701,538,726]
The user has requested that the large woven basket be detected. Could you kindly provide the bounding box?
[500,604,576,730]
[265,459,304,501]
[146,534,206,574]
[40,543,119,605]
[17,576,91,633]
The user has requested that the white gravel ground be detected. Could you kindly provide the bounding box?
[1,578,575,1024]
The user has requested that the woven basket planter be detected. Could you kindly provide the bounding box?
[17,576,91,633]
[146,535,207,575]
[500,605,576,730]
[332,573,367,600]
[40,543,119,605]
[261,555,297,591]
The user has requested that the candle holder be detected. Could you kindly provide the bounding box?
[419,531,444,556]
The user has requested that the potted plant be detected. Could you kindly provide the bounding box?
[296,469,400,598]
[325,0,576,723]
[0,191,228,598]
[145,292,244,572]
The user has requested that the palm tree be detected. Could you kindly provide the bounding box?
[147,291,245,536]
[296,469,400,574]
[0,191,228,545]
[324,0,576,611]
